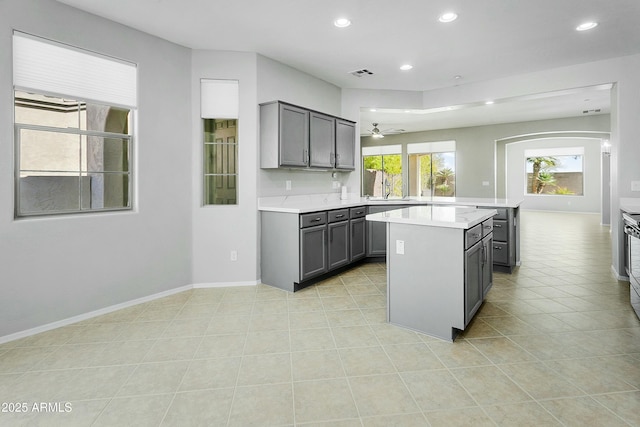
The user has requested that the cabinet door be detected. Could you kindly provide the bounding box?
[464,241,483,326]
[366,205,409,256]
[350,217,366,261]
[335,119,355,170]
[299,225,327,281]
[482,234,493,297]
[279,103,309,167]
[309,112,335,168]
[328,221,350,270]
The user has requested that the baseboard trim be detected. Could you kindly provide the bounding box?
[0,279,260,345]
[193,280,260,288]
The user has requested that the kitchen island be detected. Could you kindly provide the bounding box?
[367,205,496,342]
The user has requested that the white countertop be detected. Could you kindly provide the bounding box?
[258,194,522,213]
[620,198,640,214]
[366,205,497,229]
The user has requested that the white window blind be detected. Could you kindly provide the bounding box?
[362,144,402,156]
[407,140,456,154]
[201,79,239,119]
[13,32,137,108]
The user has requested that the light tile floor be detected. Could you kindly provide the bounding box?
[1,211,639,426]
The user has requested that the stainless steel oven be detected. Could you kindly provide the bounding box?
[622,212,640,319]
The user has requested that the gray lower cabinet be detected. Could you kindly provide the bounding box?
[328,220,350,270]
[465,237,483,325]
[367,205,409,256]
[261,206,368,292]
[300,224,328,281]
[479,206,519,272]
[464,221,493,326]
[350,206,367,261]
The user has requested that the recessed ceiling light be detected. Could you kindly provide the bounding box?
[438,12,458,23]
[576,22,598,31]
[370,108,377,112]
[400,64,413,71]
[334,18,351,28]
[485,100,494,105]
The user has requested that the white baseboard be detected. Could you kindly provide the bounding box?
[0,280,259,345]
[193,280,260,288]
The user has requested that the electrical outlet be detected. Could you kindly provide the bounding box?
[396,240,405,255]
[230,250,237,261]
[332,181,340,189]
[285,180,292,191]
[632,181,640,192]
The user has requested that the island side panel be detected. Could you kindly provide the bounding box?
[387,223,465,342]
[260,211,300,291]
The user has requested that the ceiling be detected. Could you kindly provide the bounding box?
[55,0,638,131]
[360,84,612,135]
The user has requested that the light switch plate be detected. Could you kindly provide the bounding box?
[285,180,292,191]
[632,181,640,192]
[396,240,405,255]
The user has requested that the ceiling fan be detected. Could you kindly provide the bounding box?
[368,123,405,138]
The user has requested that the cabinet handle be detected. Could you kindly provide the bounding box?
[494,246,502,250]
[335,153,340,167]
[311,217,322,222]
[303,149,309,165]
[330,152,335,166]
[335,214,345,218]
[355,211,363,215]
[494,224,502,228]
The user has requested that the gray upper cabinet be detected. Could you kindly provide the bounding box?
[309,112,335,168]
[260,101,356,170]
[335,119,356,170]
[280,104,309,167]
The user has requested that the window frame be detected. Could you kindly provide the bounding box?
[524,147,585,197]
[361,144,402,198]
[14,92,134,218]
[202,118,239,206]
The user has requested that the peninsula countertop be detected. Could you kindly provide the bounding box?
[366,205,497,229]
[258,194,523,214]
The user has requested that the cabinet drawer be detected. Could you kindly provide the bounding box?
[481,218,493,237]
[350,206,366,219]
[300,212,327,228]
[328,209,349,223]
[493,242,509,265]
[493,208,508,220]
[465,224,483,249]
[493,219,508,241]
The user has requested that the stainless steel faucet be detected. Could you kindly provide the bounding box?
[384,179,391,199]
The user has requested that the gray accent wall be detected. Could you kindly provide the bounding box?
[0,0,192,337]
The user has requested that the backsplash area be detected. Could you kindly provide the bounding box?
[258,168,354,197]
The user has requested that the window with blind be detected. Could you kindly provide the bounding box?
[201,79,239,205]
[13,32,137,217]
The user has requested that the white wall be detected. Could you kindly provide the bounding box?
[506,137,602,212]
[257,55,346,197]
[0,0,192,338]
[191,50,260,285]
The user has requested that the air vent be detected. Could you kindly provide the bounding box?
[349,68,374,77]
[582,108,602,114]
